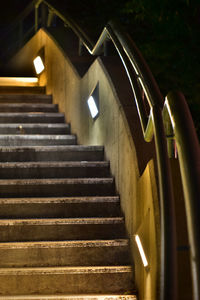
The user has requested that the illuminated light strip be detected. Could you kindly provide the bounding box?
[33,56,45,74]
[87,95,99,118]
[135,234,148,267]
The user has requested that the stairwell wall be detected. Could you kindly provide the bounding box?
[8,28,160,300]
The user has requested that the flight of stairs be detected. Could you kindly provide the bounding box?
[0,84,137,299]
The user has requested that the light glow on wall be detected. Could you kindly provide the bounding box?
[135,234,148,267]
[33,56,45,74]
[87,95,99,119]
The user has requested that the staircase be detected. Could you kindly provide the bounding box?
[0,83,137,299]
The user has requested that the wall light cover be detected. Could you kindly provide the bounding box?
[33,56,45,74]
[135,234,148,267]
[87,95,99,119]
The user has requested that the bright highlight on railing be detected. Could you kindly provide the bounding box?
[135,235,148,267]
[33,56,45,74]
[87,95,99,119]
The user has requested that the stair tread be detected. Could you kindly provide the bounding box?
[0,295,137,299]
[0,161,109,167]
[0,217,123,226]
[0,265,132,275]
[0,145,103,151]
[0,178,113,184]
[0,124,69,128]
[0,196,119,204]
[0,239,129,249]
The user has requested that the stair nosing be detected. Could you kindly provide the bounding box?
[0,217,124,226]
[0,265,133,275]
[0,196,119,204]
[0,239,129,249]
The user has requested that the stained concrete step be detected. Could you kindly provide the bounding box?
[0,266,134,295]
[0,134,76,146]
[0,295,137,300]
[0,113,65,123]
[0,124,70,134]
[0,103,58,113]
[0,86,46,94]
[0,145,104,162]
[0,94,52,104]
[0,161,110,179]
[0,239,130,267]
[0,217,125,242]
[0,196,121,218]
[0,178,115,197]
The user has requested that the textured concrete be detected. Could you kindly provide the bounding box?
[0,145,104,162]
[0,266,134,296]
[0,239,130,267]
[0,94,52,103]
[0,123,70,135]
[0,196,121,218]
[0,178,115,197]
[0,217,126,242]
[0,295,137,299]
[0,161,110,179]
[0,103,58,112]
[0,86,45,94]
[0,112,65,123]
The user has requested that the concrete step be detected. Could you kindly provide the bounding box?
[0,103,58,113]
[0,295,137,300]
[0,178,115,197]
[0,161,110,179]
[0,134,76,146]
[0,239,130,267]
[0,266,134,295]
[0,217,125,242]
[0,86,46,94]
[0,77,38,87]
[0,145,104,162]
[0,124,70,135]
[0,113,65,123]
[0,94,52,104]
[0,196,121,218]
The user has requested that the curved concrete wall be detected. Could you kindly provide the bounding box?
[8,28,161,300]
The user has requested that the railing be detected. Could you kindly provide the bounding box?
[2,1,200,299]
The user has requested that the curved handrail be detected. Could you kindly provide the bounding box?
[164,91,200,299]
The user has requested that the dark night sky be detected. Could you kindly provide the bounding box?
[0,0,32,27]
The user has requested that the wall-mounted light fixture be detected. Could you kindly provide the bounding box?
[135,234,148,267]
[33,47,45,75]
[87,83,99,119]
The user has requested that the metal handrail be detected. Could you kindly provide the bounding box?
[164,91,200,300]
[2,1,200,299]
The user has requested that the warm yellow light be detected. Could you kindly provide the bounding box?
[135,235,148,267]
[33,56,45,74]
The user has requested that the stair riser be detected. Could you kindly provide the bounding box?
[0,245,130,267]
[0,271,134,295]
[0,223,126,242]
[0,136,76,146]
[0,115,65,123]
[0,105,58,113]
[0,149,104,162]
[0,86,45,94]
[0,202,121,218]
[0,95,52,104]
[0,166,110,179]
[0,125,70,135]
[0,181,115,197]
